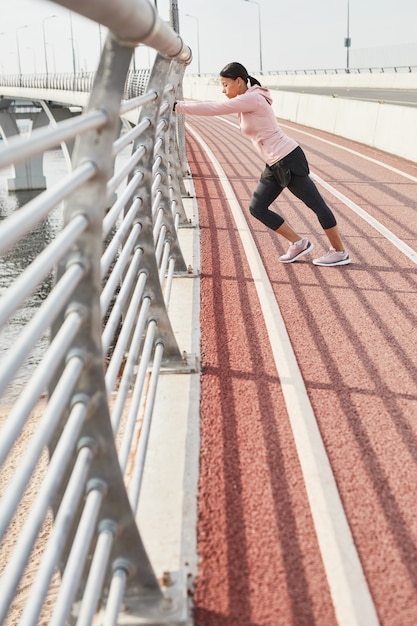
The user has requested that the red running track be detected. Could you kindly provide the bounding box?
[184,113,417,626]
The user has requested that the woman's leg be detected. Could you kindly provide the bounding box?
[323,225,345,251]
[249,171,285,229]
[250,169,300,238]
[276,221,305,243]
[288,174,346,251]
[250,168,314,262]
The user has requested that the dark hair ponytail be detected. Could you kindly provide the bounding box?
[220,61,262,87]
[248,75,261,87]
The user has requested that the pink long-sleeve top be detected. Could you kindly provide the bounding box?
[175,85,298,166]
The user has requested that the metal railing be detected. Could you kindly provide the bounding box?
[187,64,417,79]
[0,0,194,624]
[264,65,417,75]
[0,69,151,98]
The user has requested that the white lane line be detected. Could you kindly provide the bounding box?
[219,115,417,183]
[280,123,417,183]
[186,122,380,626]
[311,173,417,265]
[218,117,417,264]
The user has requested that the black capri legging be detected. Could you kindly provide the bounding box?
[249,146,337,231]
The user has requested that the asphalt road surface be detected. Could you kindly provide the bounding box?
[268,85,417,108]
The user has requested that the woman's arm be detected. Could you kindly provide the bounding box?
[175,91,258,116]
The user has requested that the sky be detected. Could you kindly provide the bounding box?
[1,0,417,76]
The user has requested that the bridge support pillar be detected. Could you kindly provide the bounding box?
[0,110,47,191]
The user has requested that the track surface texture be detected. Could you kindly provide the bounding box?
[185,113,417,626]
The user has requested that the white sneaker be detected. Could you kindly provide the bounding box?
[313,248,351,266]
[279,239,314,263]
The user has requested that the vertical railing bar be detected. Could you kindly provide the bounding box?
[102,569,128,626]
[174,207,181,229]
[0,389,87,625]
[156,116,168,132]
[104,270,149,394]
[119,90,158,115]
[102,251,144,354]
[151,190,163,218]
[18,436,92,626]
[0,264,84,397]
[128,339,165,512]
[75,527,114,626]
[151,171,162,194]
[0,219,87,330]
[100,226,142,320]
[104,172,143,238]
[152,156,163,177]
[0,161,96,255]
[0,311,84,468]
[163,257,176,309]
[101,232,141,310]
[170,198,178,219]
[49,486,105,626]
[118,315,156,472]
[158,242,171,286]
[112,118,151,156]
[0,110,107,171]
[153,207,164,241]
[162,205,180,306]
[0,356,84,542]
[171,198,183,227]
[110,294,151,435]
[103,172,144,238]
[154,223,167,265]
[100,196,142,279]
[106,149,145,198]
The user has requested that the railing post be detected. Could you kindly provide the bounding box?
[126,52,187,362]
[47,34,165,623]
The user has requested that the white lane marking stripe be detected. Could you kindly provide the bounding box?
[280,123,417,183]
[311,172,417,264]
[217,117,417,264]
[219,116,417,183]
[186,122,380,626]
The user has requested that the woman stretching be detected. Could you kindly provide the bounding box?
[174,61,350,266]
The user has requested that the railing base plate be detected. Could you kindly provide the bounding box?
[105,570,190,625]
[159,353,199,374]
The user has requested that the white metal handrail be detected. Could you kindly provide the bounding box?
[0,0,193,623]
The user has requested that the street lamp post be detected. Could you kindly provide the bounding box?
[0,32,5,75]
[185,14,200,76]
[344,0,351,73]
[69,11,77,74]
[242,0,263,74]
[16,25,28,79]
[43,15,56,76]
[170,0,180,34]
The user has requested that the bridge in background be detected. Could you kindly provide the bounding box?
[0,70,151,190]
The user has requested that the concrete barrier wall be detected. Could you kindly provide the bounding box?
[255,72,417,91]
[182,76,417,163]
